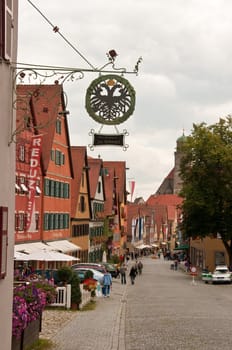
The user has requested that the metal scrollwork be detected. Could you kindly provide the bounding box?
[85,75,136,125]
[14,67,85,86]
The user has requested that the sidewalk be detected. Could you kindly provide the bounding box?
[48,274,128,350]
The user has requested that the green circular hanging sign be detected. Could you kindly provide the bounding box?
[85,74,136,125]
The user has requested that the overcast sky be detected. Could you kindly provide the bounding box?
[18,0,232,200]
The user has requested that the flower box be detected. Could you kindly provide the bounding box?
[12,317,41,350]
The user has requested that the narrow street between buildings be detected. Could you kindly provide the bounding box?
[50,257,232,350]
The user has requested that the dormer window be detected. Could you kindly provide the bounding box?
[79,196,86,212]
[56,118,62,134]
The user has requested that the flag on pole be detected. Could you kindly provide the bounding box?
[129,180,135,202]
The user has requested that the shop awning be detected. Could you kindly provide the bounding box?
[15,242,52,254]
[136,244,152,249]
[14,251,31,261]
[15,240,81,255]
[46,240,81,253]
[25,250,80,262]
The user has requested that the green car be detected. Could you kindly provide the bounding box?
[201,269,212,283]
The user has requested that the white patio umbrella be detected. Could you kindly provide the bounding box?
[26,250,80,262]
[102,251,107,262]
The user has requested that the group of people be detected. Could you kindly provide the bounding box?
[119,260,143,285]
[101,259,144,298]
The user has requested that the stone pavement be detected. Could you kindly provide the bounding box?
[42,269,128,350]
[42,256,232,350]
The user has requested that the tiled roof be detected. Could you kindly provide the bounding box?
[88,157,103,199]
[103,167,115,216]
[17,84,73,176]
[71,146,87,217]
[146,194,183,207]
[103,161,126,203]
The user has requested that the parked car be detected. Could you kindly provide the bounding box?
[101,262,119,278]
[73,268,104,284]
[201,268,212,283]
[71,263,106,274]
[212,265,231,284]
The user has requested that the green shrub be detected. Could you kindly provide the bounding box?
[84,270,94,280]
[70,272,82,307]
[109,254,120,264]
[56,266,73,284]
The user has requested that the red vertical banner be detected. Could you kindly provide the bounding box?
[129,180,135,202]
[27,135,42,232]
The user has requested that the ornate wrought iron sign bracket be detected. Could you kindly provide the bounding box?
[10,52,142,145]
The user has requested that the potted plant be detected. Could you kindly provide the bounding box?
[12,281,56,350]
[70,272,82,310]
[83,271,97,298]
[56,266,73,285]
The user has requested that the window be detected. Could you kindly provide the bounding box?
[20,176,28,193]
[72,224,89,237]
[64,214,69,229]
[55,150,62,165]
[35,213,39,230]
[44,179,50,196]
[61,153,65,165]
[81,172,85,187]
[50,180,55,197]
[50,149,55,161]
[56,119,62,134]
[43,179,69,198]
[44,213,49,230]
[43,213,69,230]
[0,0,13,61]
[60,182,64,198]
[18,145,25,162]
[18,213,24,231]
[15,175,20,193]
[79,196,86,212]
[97,181,101,193]
[23,213,28,231]
[55,181,60,197]
[55,150,65,165]
[55,214,59,229]
[63,183,69,198]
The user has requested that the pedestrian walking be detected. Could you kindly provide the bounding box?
[120,263,127,284]
[138,260,143,275]
[102,271,112,297]
[174,258,178,271]
[129,264,137,285]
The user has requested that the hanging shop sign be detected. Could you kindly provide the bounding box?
[85,74,136,149]
[85,74,136,125]
[27,135,42,232]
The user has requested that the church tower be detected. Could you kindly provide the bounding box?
[173,132,186,194]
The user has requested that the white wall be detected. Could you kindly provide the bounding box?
[0,2,18,349]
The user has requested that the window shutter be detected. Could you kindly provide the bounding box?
[2,0,13,61]
[44,179,50,196]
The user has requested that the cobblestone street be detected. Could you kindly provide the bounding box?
[43,257,232,350]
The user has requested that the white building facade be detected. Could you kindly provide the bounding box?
[0,1,18,348]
